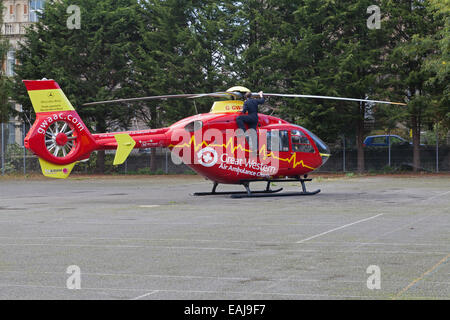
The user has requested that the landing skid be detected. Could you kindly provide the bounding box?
[193,176,320,198]
[193,181,283,196]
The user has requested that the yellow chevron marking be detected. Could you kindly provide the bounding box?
[169,136,316,170]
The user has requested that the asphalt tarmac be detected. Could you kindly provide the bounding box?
[0,174,448,300]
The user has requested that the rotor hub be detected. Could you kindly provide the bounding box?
[226,86,251,94]
[55,133,68,146]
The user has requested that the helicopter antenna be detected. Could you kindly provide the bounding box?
[193,100,198,114]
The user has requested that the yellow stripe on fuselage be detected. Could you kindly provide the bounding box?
[27,89,75,114]
[169,136,316,170]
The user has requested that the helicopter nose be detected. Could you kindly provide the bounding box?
[320,149,330,165]
[316,139,330,165]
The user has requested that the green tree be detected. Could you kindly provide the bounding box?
[238,0,445,173]
[382,0,443,171]
[421,0,450,138]
[231,0,299,89]
[242,0,391,172]
[308,0,390,173]
[230,0,338,129]
[132,0,240,122]
[131,0,239,170]
[12,0,141,173]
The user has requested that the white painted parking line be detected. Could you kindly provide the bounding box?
[1,270,448,285]
[0,243,249,251]
[296,214,384,244]
[0,236,448,247]
[354,210,446,250]
[0,236,288,244]
[0,242,448,255]
[0,283,387,299]
[296,241,450,247]
[130,290,159,300]
[424,190,450,201]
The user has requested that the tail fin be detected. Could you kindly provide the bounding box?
[23,80,75,113]
[23,79,98,178]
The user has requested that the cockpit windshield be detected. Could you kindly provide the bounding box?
[302,128,330,155]
[296,126,331,164]
[304,129,330,154]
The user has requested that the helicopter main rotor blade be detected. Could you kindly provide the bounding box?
[82,92,240,106]
[82,90,406,107]
[190,92,243,99]
[263,93,407,106]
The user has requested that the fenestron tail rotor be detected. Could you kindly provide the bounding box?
[45,121,78,158]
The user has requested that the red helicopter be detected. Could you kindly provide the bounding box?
[23,80,405,198]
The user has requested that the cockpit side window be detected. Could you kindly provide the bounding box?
[184,120,203,132]
[267,130,290,152]
[291,130,315,153]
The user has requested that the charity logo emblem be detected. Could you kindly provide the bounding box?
[197,147,219,167]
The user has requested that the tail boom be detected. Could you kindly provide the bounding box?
[92,129,170,165]
[23,79,171,177]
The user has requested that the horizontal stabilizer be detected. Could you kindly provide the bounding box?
[113,134,136,165]
[39,158,76,179]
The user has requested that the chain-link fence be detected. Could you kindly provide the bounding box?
[1,122,449,176]
[319,144,450,173]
